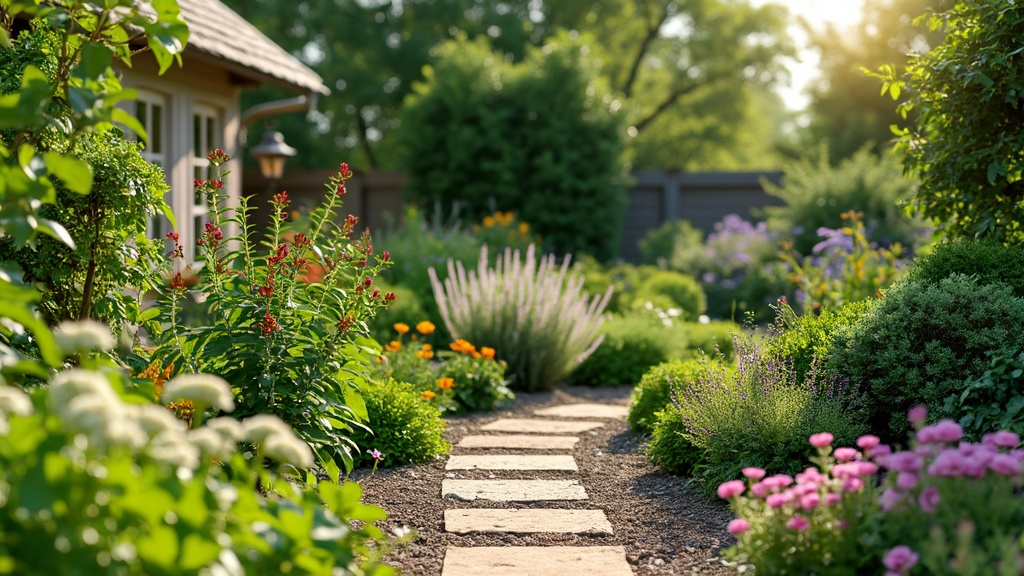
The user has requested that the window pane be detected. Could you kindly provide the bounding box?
[206,117,215,152]
[152,104,163,154]
[193,114,201,157]
[135,102,147,136]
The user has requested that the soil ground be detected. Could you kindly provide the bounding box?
[352,384,736,575]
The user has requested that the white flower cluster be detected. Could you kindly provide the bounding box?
[53,320,116,355]
[0,384,33,436]
[45,369,313,470]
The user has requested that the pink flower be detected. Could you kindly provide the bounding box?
[880,488,903,511]
[927,450,967,477]
[800,493,821,510]
[751,481,770,498]
[883,545,919,573]
[983,430,1021,449]
[908,405,927,426]
[795,467,826,486]
[853,461,879,476]
[857,435,881,451]
[917,419,963,444]
[717,480,746,499]
[762,474,794,490]
[896,472,918,491]
[918,486,940,514]
[989,453,1022,476]
[787,516,810,531]
[742,467,766,480]
[887,451,924,473]
[809,432,834,448]
[766,492,792,508]
[824,492,842,506]
[727,518,750,535]
[842,476,864,493]
[834,447,860,462]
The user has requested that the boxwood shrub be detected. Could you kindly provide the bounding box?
[568,312,686,386]
[350,378,449,468]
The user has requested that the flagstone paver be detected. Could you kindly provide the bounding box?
[457,434,580,450]
[480,418,605,434]
[444,508,613,534]
[442,546,633,576]
[446,454,578,471]
[534,403,629,419]
[442,479,588,501]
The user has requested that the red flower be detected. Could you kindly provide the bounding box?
[170,273,185,289]
[339,162,352,179]
[259,311,280,336]
[384,292,396,302]
[364,277,373,286]
[382,251,390,261]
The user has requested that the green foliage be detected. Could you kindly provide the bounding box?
[778,211,907,314]
[906,238,1024,298]
[944,349,1024,441]
[763,299,875,387]
[681,320,737,361]
[439,346,514,414]
[0,131,170,332]
[762,148,930,255]
[632,270,707,321]
[646,403,705,476]
[568,312,686,387]
[638,220,705,267]
[367,281,428,344]
[829,274,1024,440]
[430,244,611,392]
[397,33,627,261]
[629,358,714,434]
[148,167,391,470]
[349,378,449,469]
[881,0,1024,241]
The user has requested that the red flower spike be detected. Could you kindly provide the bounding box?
[213,180,223,190]
[359,260,367,268]
[355,285,364,293]
[384,292,396,301]
[382,251,390,262]
[364,277,373,286]
[194,179,203,188]
[170,273,185,289]
[372,289,380,299]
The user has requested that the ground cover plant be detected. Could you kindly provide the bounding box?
[430,244,612,392]
[719,410,1024,574]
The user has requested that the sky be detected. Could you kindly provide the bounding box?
[752,0,867,110]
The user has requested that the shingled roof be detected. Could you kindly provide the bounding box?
[176,0,329,95]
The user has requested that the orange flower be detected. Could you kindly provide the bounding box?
[437,377,454,391]
[481,346,496,360]
[420,390,436,401]
[394,323,410,335]
[416,321,436,335]
[416,349,434,360]
[384,340,402,352]
[450,339,477,355]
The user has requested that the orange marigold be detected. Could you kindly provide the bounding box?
[437,377,454,391]
[420,390,436,401]
[416,320,436,335]
[416,349,434,360]
[450,339,476,355]
[481,346,496,360]
[384,340,402,352]
[394,322,410,335]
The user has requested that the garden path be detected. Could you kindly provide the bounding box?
[439,403,632,575]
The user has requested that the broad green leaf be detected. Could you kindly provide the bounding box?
[42,152,93,194]
[0,27,10,49]
[76,42,114,80]
[343,385,368,422]
[135,524,179,569]
[112,107,149,142]
[34,218,76,248]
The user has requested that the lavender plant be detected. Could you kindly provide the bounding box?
[429,244,612,392]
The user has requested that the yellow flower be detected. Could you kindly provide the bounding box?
[482,216,496,228]
[495,211,514,226]
[394,323,410,335]
[420,390,436,401]
[416,321,436,335]
[518,222,530,235]
[385,340,402,352]
[481,346,496,360]
[437,377,454,391]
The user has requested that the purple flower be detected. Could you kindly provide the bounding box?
[896,472,918,491]
[887,451,924,473]
[918,486,940,514]
[908,405,927,426]
[917,420,963,444]
[880,488,903,511]
[983,430,1021,449]
[883,546,919,573]
[787,515,810,531]
[370,448,384,461]
[727,518,750,534]
[989,453,1022,476]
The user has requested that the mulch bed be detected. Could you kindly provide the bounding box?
[352,384,735,575]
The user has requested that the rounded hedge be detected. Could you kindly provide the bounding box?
[629,359,712,434]
[634,270,707,320]
[568,313,685,387]
[907,239,1024,298]
[350,378,449,468]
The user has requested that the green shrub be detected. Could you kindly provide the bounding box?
[943,348,1024,441]
[397,33,627,261]
[430,244,611,392]
[568,312,686,387]
[829,274,1024,440]
[763,298,875,385]
[350,378,449,468]
[439,345,514,413]
[681,320,738,361]
[646,405,706,476]
[629,358,718,433]
[907,239,1024,297]
[638,220,705,267]
[368,281,428,343]
[633,270,707,320]
[762,147,929,255]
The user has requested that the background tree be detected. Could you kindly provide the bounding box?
[880,0,1024,242]
[222,0,793,171]
[804,0,950,162]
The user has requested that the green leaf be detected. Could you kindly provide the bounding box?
[135,524,179,569]
[76,42,114,80]
[0,27,10,49]
[112,107,148,143]
[34,218,76,248]
[344,385,368,422]
[42,153,93,194]
[987,160,1003,183]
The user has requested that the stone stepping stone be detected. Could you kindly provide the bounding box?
[442,545,632,576]
[534,403,629,419]
[444,508,613,535]
[480,418,604,434]
[457,434,580,450]
[442,479,587,502]
[446,454,577,471]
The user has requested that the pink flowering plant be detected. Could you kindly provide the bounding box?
[146,157,393,474]
[720,407,1024,574]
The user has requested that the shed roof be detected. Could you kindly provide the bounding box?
[176,0,329,95]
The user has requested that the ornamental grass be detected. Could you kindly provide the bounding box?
[429,244,612,392]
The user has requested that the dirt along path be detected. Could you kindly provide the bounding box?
[353,385,735,575]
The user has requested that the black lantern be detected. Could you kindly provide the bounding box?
[250,130,297,182]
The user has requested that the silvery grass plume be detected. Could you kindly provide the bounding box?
[429,244,612,392]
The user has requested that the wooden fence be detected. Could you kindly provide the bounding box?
[242,169,784,262]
